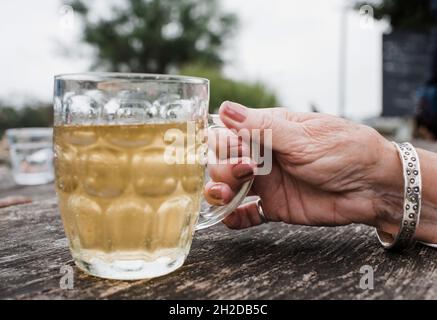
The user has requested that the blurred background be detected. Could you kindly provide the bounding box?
[2,0,437,165]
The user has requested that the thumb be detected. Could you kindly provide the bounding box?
[218,101,301,153]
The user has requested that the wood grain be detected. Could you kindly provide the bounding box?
[1,198,437,300]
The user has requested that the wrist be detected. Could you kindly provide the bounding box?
[414,149,437,243]
[373,139,403,194]
[369,139,403,230]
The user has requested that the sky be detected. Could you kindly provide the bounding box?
[0,0,388,120]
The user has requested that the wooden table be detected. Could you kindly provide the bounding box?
[1,197,437,300]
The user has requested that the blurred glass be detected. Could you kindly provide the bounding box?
[6,128,54,185]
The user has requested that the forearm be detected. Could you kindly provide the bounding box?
[375,146,437,244]
[415,149,437,243]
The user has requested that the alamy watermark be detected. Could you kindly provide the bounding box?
[59,265,74,290]
[359,265,374,290]
[59,5,75,30]
[359,4,374,29]
[163,121,273,175]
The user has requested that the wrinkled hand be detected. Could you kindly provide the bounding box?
[204,101,403,230]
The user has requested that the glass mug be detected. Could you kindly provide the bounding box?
[6,128,54,185]
[53,73,252,280]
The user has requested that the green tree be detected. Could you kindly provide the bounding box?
[69,0,238,73]
[180,65,278,113]
[355,0,437,32]
[18,106,53,128]
[0,107,20,135]
[0,102,53,136]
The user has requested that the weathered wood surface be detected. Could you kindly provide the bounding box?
[1,198,437,300]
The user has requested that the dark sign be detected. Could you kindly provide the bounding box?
[382,32,432,116]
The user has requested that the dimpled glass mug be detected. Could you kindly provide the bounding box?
[53,73,252,280]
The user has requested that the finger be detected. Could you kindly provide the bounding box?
[218,101,304,153]
[208,158,256,191]
[204,181,236,206]
[208,127,251,160]
[0,196,32,209]
[222,201,266,230]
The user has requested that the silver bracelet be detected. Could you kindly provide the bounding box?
[376,142,422,250]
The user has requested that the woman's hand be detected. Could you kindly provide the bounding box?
[204,101,405,232]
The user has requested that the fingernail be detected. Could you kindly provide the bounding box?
[222,102,247,123]
[209,185,223,200]
[232,163,254,179]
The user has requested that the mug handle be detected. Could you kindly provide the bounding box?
[195,115,254,230]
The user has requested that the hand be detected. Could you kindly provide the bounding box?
[204,101,404,231]
[0,196,32,209]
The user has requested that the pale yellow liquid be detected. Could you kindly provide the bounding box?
[54,122,205,279]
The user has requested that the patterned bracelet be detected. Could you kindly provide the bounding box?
[376,142,422,250]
